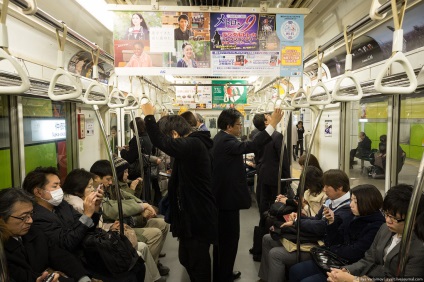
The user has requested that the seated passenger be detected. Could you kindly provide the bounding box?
[258,169,353,282]
[290,184,385,282]
[0,188,91,282]
[327,184,424,281]
[90,159,170,277]
[62,168,163,282]
[349,132,371,168]
[276,166,326,217]
[369,134,406,176]
[22,167,102,253]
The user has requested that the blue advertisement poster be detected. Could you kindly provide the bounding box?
[210,13,259,50]
[276,14,304,77]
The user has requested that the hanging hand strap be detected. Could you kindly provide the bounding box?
[369,0,387,20]
[332,26,363,101]
[125,77,140,110]
[48,22,82,101]
[291,75,310,108]
[308,49,331,105]
[84,45,108,105]
[374,0,417,94]
[0,0,31,94]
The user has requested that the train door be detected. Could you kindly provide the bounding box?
[348,96,390,193]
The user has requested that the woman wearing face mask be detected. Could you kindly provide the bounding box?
[22,167,103,253]
[177,42,197,68]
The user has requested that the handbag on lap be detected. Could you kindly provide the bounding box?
[310,246,349,272]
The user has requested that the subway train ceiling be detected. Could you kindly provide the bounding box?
[11,0,424,97]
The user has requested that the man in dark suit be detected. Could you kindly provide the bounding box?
[252,112,291,215]
[0,188,90,282]
[349,131,372,168]
[212,108,283,281]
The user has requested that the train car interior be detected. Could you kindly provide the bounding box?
[1,0,424,281]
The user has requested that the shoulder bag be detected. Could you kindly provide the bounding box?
[310,246,349,272]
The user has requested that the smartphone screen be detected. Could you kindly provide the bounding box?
[283,214,291,222]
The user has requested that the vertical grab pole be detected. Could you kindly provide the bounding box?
[397,152,424,276]
[129,110,145,199]
[296,106,324,262]
[93,105,124,235]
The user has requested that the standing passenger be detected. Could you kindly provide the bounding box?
[212,108,283,281]
[141,102,218,281]
[294,121,305,160]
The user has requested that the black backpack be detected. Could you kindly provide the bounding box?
[82,229,140,275]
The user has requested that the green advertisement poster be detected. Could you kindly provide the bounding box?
[212,80,248,104]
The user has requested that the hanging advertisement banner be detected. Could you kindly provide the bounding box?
[210,13,259,50]
[113,11,211,76]
[211,50,279,76]
[212,80,248,104]
[258,14,280,51]
[276,14,304,77]
[175,85,213,109]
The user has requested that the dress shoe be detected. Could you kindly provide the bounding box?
[159,252,166,258]
[157,262,170,276]
[253,254,261,262]
[249,247,254,254]
[233,271,241,280]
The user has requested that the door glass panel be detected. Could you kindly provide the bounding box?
[399,93,424,185]
[0,96,11,190]
[22,97,68,183]
[349,96,389,194]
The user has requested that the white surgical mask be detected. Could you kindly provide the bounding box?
[42,188,64,206]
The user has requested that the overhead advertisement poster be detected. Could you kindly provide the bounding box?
[276,14,304,77]
[212,80,248,104]
[210,13,280,76]
[175,84,213,109]
[113,11,211,76]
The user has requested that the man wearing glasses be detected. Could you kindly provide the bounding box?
[212,108,283,281]
[327,184,424,281]
[0,188,90,281]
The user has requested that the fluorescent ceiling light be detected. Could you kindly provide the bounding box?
[359,119,368,122]
[76,0,114,31]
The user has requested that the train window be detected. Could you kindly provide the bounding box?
[0,96,12,190]
[399,93,424,186]
[22,97,68,183]
[349,97,389,194]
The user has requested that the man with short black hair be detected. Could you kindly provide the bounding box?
[174,14,194,40]
[0,188,91,282]
[212,108,283,281]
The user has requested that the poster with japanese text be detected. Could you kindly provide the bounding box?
[210,13,259,50]
[175,85,213,109]
[276,14,304,77]
[113,11,211,76]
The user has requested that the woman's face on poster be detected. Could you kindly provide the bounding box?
[183,44,193,58]
[132,14,142,26]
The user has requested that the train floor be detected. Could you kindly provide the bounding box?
[159,195,262,282]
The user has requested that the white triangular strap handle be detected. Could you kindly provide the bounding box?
[48,65,82,101]
[291,87,310,108]
[265,100,275,112]
[124,93,140,110]
[81,81,108,105]
[308,81,331,105]
[374,51,417,94]
[275,97,295,110]
[374,29,417,94]
[161,103,174,115]
[108,87,128,108]
[369,0,387,21]
[332,70,363,101]
[0,49,30,94]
